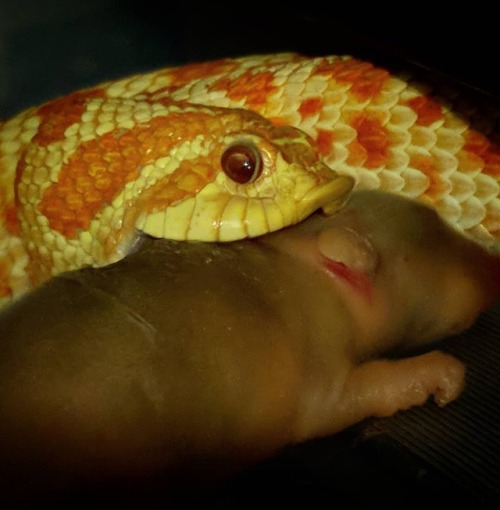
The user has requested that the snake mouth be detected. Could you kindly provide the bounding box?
[301,174,355,217]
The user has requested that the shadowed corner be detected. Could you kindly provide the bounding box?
[482,248,500,309]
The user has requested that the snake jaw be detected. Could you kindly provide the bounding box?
[137,170,355,243]
[302,173,355,217]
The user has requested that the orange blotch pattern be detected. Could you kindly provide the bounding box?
[347,113,389,168]
[163,59,237,89]
[141,160,217,214]
[298,97,324,119]
[0,259,12,297]
[33,89,106,146]
[316,129,335,157]
[209,70,278,111]
[314,58,390,102]
[462,131,500,177]
[411,154,447,200]
[0,183,20,235]
[146,60,238,98]
[266,116,289,127]
[39,111,222,238]
[4,203,20,236]
[405,95,443,126]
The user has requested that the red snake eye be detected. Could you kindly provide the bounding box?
[221,142,263,184]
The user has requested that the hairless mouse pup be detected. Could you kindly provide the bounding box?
[0,190,499,505]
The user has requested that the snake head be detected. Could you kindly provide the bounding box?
[13,97,353,280]
[137,109,354,242]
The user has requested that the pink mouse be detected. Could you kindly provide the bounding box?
[0,190,498,505]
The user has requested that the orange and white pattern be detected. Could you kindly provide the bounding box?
[1,52,499,306]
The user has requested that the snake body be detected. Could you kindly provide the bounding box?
[1,52,499,307]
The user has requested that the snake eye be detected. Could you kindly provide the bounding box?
[221,142,263,184]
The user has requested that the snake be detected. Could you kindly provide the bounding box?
[1,52,499,308]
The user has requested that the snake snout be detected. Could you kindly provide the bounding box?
[302,172,355,217]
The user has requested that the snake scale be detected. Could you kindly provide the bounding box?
[1,52,499,309]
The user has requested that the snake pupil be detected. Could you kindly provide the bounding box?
[221,143,263,184]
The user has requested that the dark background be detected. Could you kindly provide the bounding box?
[1,1,499,507]
[1,0,498,120]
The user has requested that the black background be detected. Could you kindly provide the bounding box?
[1,0,498,120]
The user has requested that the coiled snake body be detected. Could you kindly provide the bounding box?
[1,53,499,307]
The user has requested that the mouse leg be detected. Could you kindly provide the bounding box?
[305,351,465,439]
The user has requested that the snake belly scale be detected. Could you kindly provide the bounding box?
[1,52,499,307]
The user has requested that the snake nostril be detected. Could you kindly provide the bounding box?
[221,142,263,184]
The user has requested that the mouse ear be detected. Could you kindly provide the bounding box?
[317,226,378,276]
